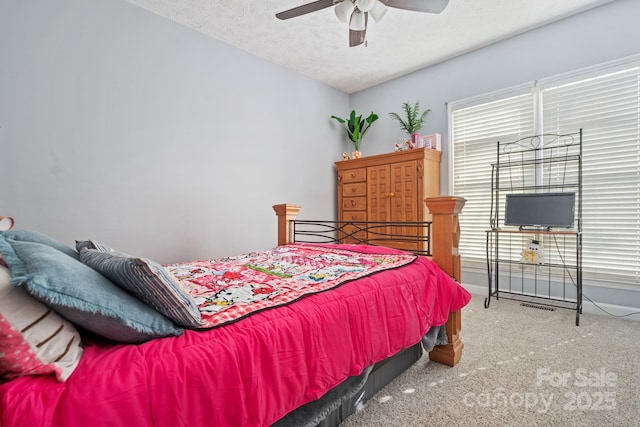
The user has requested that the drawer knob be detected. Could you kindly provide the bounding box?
[350,200,356,207]
[351,187,357,192]
[351,173,356,178]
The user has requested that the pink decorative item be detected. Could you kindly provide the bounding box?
[412,132,420,147]
[421,133,442,151]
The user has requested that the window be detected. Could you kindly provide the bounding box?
[450,88,535,267]
[450,56,640,286]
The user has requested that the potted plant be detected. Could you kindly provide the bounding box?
[331,110,379,157]
[388,101,430,147]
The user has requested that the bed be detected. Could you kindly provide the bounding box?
[0,197,469,427]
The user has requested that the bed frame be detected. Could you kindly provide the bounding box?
[0,198,466,427]
[273,196,466,426]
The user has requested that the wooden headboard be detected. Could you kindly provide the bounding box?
[273,196,466,366]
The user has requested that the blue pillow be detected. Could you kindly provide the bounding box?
[79,248,204,329]
[2,229,79,260]
[0,235,183,343]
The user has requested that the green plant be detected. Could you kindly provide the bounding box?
[388,101,430,136]
[331,110,379,151]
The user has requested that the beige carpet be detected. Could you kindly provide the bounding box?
[340,294,640,427]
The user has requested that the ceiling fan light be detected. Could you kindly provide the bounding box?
[334,1,355,23]
[370,1,388,22]
[356,0,376,13]
[349,9,366,31]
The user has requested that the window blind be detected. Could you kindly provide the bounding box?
[541,66,640,285]
[451,91,535,266]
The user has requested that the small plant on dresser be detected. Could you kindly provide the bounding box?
[389,101,430,147]
[331,110,379,157]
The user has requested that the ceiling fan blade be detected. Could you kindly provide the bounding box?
[276,0,336,20]
[383,0,449,14]
[349,12,368,47]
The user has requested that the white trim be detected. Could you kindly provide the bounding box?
[446,81,534,111]
[538,53,640,88]
[446,101,454,193]
[533,81,543,135]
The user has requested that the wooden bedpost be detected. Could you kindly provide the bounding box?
[272,204,301,246]
[425,196,466,367]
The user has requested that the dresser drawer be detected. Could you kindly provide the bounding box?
[343,197,366,211]
[342,182,366,197]
[342,211,366,222]
[341,169,366,183]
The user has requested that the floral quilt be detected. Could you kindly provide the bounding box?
[165,244,417,328]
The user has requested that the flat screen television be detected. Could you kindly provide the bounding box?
[504,192,575,229]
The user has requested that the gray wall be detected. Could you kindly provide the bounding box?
[0,0,348,263]
[350,0,640,312]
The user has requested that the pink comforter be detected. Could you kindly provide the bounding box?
[0,244,471,427]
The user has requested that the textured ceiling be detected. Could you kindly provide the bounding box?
[126,0,613,94]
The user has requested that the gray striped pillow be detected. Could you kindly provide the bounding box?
[79,248,204,328]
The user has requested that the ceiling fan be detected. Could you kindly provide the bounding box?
[276,0,449,47]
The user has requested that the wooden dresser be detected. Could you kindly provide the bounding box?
[335,148,441,252]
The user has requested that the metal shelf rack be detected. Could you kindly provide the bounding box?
[485,130,583,325]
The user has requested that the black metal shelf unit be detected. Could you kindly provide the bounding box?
[485,130,583,325]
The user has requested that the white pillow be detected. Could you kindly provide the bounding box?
[0,264,83,381]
